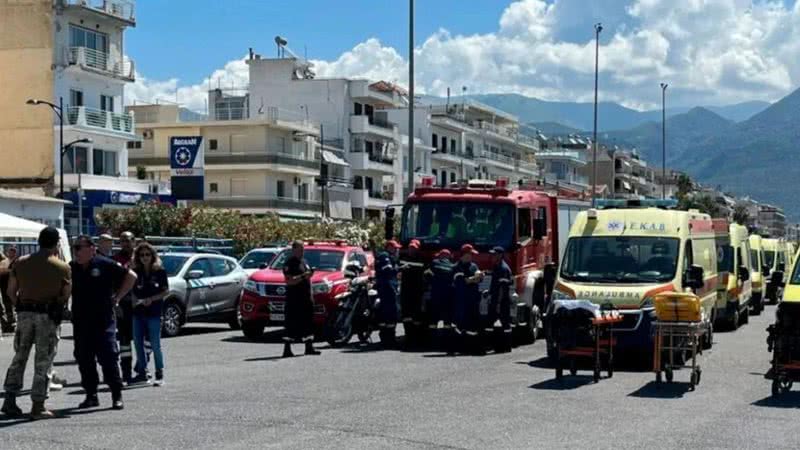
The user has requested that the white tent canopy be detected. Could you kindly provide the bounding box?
[0,212,71,261]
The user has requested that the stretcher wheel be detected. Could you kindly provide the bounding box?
[665,367,674,383]
[690,368,700,389]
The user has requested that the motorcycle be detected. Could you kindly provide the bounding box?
[324,262,379,347]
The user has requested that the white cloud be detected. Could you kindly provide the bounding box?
[127,0,800,113]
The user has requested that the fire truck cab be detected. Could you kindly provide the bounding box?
[397,178,587,344]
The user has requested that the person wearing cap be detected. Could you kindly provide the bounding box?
[424,249,455,352]
[0,245,18,333]
[452,244,484,354]
[399,239,426,347]
[375,239,401,347]
[487,246,514,353]
[1,228,71,419]
[70,235,137,411]
[97,234,114,258]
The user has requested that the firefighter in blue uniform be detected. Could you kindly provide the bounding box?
[70,236,137,410]
[487,246,514,353]
[425,249,455,352]
[452,244,484,354]
[399,239,426,347]
[376,240,401,347]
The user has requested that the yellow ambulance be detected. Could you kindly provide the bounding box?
[551,200,717,352]
[749,235,766,314]
[714,223,752,330]
[763,238,788,304]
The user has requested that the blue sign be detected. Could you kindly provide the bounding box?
[169,136,204,200]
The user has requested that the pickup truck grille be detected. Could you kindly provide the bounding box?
[264,284,287,297]
[269,301,285,312]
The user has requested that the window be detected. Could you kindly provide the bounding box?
[401,201,515,250]
[432,169,438,178]
[450,172,456,183]
[538,207,548,237]
[518,208,532,240]
[240,250,279,269]
[451,139,457,153]
[188,258,213,278]
[70,89,83,108]
[209,183,218,193]
[69,25,108,52]
[561,237,681,283]
[440,171,447,187]
[209,139,218,150]
[92,149,117,176]
[299,183,309,201]
[127,141,142,149]
[269,135,287,153]
[441,136,448,153]
[276,180,285,198]
[354,102,363,115]
[209,258,232,276]
[100,95,114,112]
[432,133,438,149]
[271,249,346,272]
[62,146,88,174]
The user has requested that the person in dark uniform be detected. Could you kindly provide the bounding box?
[112,231,144,384]
[424,249,455,352]
[375,240,401,347]
[487,246,513,353]
[71,235,136,410]
[399,239,426,347]
[281,240,320,358]
[453,244,483,354]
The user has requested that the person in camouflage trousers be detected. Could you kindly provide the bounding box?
[1,228,71,419]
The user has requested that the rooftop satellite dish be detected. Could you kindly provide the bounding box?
[275,36,288,46]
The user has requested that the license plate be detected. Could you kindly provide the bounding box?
[271,313,285,322]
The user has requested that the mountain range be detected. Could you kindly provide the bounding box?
[465,91,798,221]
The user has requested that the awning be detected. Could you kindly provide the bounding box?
[322,150,349,167]
[327,189,353,220]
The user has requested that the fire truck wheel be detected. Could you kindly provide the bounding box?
[514,306,537,346]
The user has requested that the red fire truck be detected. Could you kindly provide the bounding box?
[391,178,589,345]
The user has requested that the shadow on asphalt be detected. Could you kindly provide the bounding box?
[0,405,114,427]
[752,392,800,408]
[174,325,232,337]
[628,381,692,399]
[221,329,285,344]
[529,376,595,390]
[53,359,78,367]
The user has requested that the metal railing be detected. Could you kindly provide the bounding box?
[66,106,134,134]
[64,0,136,23]
[536,149,587,162]
[67,47,135,80]
[214,107,247,121]
[477,150,517,165]
[368,115,395,130]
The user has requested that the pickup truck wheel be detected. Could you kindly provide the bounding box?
[241,321,264,340]
[161,300,184,338]
[228,300,242,330]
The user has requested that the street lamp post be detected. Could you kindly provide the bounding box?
[660,83,668,200]
[27,97,64,197]
[591,23,602,207]
[407,0,415,197]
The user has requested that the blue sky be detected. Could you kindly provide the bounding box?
[126,0,800,112]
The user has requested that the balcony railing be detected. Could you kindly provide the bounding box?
[351,141,395,165]
[477,150,517,165]
[536,149,587,162]
[64,0,136,23]
[368,115,395,130]
[66,106,134,135]
[214,107,247,121]
[66,47,135,81]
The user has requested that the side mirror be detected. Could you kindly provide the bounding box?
[186,270,204,280]
[258,263,268,270]
[533,218,546,241]
[685,264,704,290]
[344,262,363,278]
[738,266,750,282]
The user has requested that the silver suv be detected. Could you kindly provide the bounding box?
[160,252,248,337]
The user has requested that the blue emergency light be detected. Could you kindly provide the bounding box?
[595,199,678,209]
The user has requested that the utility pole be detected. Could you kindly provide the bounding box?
[661,83,668,200]
[407,0,415,197]
[591,23,602,207]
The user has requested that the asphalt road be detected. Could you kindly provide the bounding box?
[0,305,797,450]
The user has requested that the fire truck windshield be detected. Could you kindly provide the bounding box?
[401,201,514,250]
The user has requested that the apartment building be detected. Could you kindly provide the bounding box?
[242,50,408,220]
[583,147,659,200]
[534,134,590,193]
[0,0,168,235]
[758,204,787,238]
[126,103,344,219]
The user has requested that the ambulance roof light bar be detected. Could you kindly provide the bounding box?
[595,199,678,210]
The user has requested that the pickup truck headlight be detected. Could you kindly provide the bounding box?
[312,281,332,295]
[244,280,259,294]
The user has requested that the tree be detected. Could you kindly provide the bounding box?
[676,174,693,201]
[732,204,750,225]
[680,193,723,218]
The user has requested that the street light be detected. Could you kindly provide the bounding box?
[660,82,668,200]
[26,97,64,197]
[407,0,415,198]
[591,23,602,207]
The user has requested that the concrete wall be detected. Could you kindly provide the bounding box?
[0,0,56,186]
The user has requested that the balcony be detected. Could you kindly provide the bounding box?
[65,47,135,81]
[535,149,587,165]
[349,141,395,173]
[62,173,168,195]
[472,121,538,150]
[350,80,403,106]
[66,106,134,137]
[203,195,322,214]
[63,0,136,25]
[351,189,393,209]
[547,173,590,187]
[349,114,396,139]
[130,148,319,175]
[476,150,517,168]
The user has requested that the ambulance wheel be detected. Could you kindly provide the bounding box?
[740,305,749,325]
[665,367,674,383]
[702,322,714,350]
[729,306,740,331]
